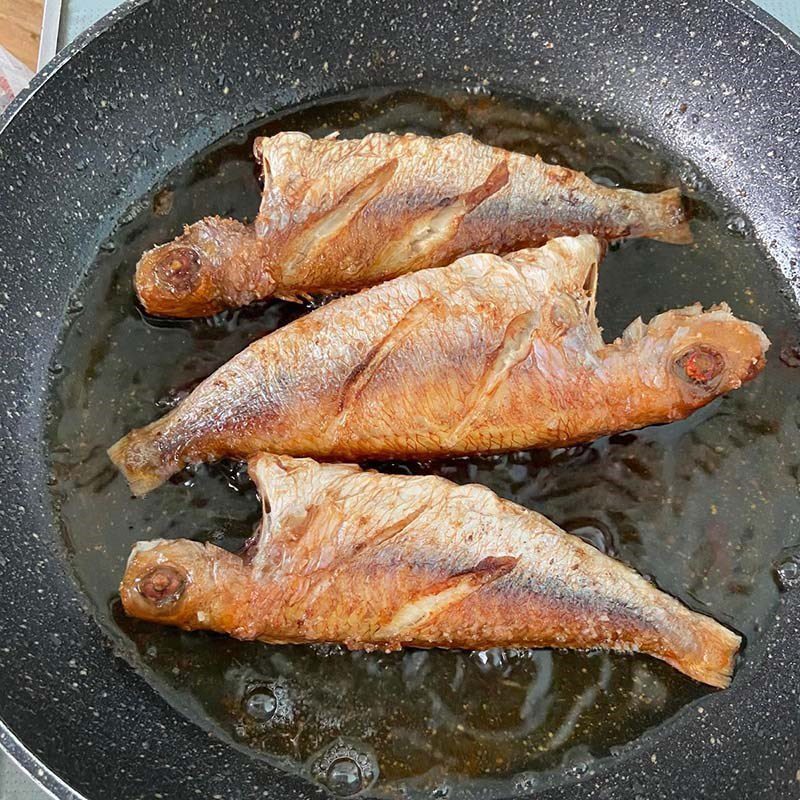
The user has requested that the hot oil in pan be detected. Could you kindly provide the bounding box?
[47,88,800,797]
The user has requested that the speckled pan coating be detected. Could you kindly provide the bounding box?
[0,1,798,799]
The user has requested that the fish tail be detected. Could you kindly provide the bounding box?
[665,612,741,688]
[107,418,177,496]
[645,187,693,244]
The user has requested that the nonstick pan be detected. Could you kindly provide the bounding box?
[1,0,799,798]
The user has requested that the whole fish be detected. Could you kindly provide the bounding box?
[121,454,741,688]
[135,131,691,317]
[109,235,768,495]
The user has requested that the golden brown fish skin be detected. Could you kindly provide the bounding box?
[135,131,690,316]
[120,454,741,688]
[109,235,768,496]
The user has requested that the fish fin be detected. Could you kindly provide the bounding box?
[582,246,599,321]
[664,613,741,689]
[461,158,510,209]
[375,556,518,641]
[108,423,172,496]
[339,295,443,409]
[505,235,607,298]
[645,188,694,244]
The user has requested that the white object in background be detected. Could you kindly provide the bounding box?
[0,46,34,113]
[38,0,64,70]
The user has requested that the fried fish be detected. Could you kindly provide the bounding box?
[121,454,741,688]
[135,131,690,316]
[109,235,769,494]
[110,235,768,496]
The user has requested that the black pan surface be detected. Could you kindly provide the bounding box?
[0,1,799,798]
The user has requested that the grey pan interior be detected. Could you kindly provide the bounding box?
[0,0,799,798]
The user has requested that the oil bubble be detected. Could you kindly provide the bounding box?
[309,739,377,797]
[326,760,363,797]
[514,773,539,793]
[779,344,800,368]
[153,187,175,216]
[471,648,509,673]
[774,550,800,590]
[725,214,749,237]
[587,165,623,188]
[243,688,277,721]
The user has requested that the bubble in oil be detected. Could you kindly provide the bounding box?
[308,739,378,797]
[774,550,800,590]
[327,760,365,797]
[562,744,593,777]
[155,379,202,411]
[168,466,196,490]
[152,187,175,216]
[215,460,253,493]
[67,298,84,316]
[587,165,623,188]
[243,688,277,722]
[514,772,539,793]
[725,213,749,237]
[472,648,509,674]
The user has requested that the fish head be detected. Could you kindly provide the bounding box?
[627,303,769,407]
[120,539,197,624]
[120,538,248,631]
[134,217,263,317]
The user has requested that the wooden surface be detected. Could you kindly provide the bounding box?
[0,0,44,71]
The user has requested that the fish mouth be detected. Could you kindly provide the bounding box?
[135,241,226,318]
[151,246,203,296]
[673,344,726,390]
[134,564,188,607]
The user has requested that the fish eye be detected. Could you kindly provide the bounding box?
[673,345,725,388]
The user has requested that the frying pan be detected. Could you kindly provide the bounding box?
[0,0,799,797]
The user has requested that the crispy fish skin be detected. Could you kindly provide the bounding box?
[135,131,691,316]
[120,454,741,688]
[109,235,769,496]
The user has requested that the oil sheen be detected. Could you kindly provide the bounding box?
[47,88,800,797]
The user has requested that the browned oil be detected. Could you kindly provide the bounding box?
[47,88,800,798]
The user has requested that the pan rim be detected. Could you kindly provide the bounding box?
[0,0,798,798]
